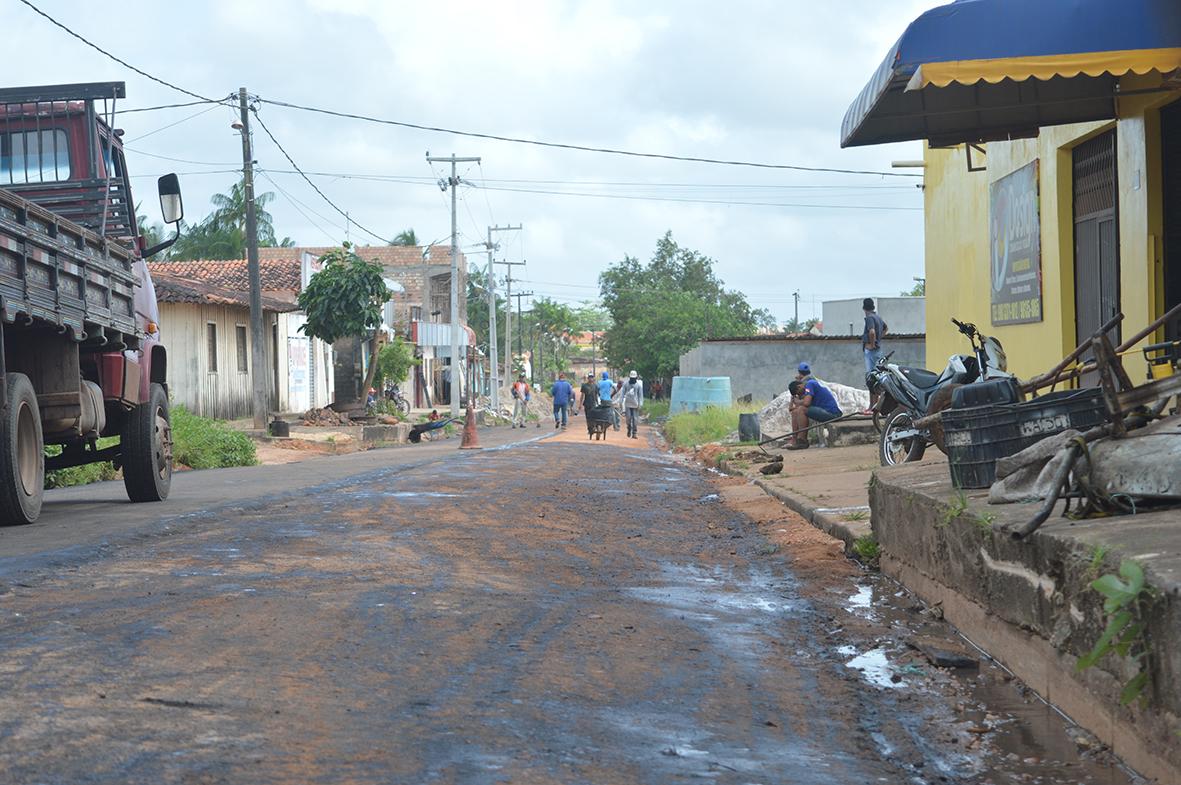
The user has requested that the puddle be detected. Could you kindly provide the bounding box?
[697,493,721,503]
[845,647,903,689]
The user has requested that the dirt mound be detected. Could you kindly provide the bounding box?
[302,407,351,426]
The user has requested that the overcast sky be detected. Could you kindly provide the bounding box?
[9,0,934,324]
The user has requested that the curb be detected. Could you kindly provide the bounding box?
[718,459,870,550]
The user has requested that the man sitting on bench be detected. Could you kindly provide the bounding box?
[786,377,842,450]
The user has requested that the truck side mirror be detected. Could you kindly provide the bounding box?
[158,174,184,225]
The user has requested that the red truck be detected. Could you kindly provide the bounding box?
[0,81,184,524]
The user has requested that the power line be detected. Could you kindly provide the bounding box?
[121,99,229,114]
[474,183,923,211]
[257,169,343,243]
[123,146,242,166]
[256,97,923,178]
[250,107,391,245]
[124,101,225,143]
[16,0,222,103]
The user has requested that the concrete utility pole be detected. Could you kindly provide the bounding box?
[427,153,480,417]
[496,258,526,385]
[238,88,267,431]
[485,224,521,411]
[792,290,800,330]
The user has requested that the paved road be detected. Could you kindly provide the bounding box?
[0,429,1132,784]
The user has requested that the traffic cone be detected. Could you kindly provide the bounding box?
[459,404,481,450]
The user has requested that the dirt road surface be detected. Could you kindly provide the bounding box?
[0,424,1136,784]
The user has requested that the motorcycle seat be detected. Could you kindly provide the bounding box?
[900,367,942,388]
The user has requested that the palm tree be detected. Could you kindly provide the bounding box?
[389,228,418,246]
[209,180,279,245]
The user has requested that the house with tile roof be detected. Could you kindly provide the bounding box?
[149,257,335,419]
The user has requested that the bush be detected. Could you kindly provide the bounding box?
[44,437,119,489]
[663,403,761,449]
[171,406,257,469]
[643,400,670,421]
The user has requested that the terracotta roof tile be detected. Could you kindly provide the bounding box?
[147,258,301,294]
[152,271,298,312]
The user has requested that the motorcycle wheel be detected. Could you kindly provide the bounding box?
[879,409,927,466]
[396,397,411,416]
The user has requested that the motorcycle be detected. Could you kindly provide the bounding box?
[382,382,412,416]
[868,318,1013,466]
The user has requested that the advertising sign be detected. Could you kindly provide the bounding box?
[990,161,1042,325]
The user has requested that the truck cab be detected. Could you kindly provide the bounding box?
[0,81,184,524]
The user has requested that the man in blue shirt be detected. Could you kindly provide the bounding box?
[551,373,574,429]
[596,371,620,431]
[786,377,842,450]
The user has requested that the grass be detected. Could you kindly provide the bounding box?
[642,400,670,421]
[1088,544,1109,577]
[843,509,869,522]
[939,489,970,528]
[852,535,881,562]
[975,511,997,532]
[43,406,256,488]
[663,403,763,449]
[170,406,257,469]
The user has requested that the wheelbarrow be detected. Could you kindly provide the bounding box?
[585,405,613,441]
[409,418,457,443]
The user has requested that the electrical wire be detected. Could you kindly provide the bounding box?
[16,0,222,103]
[249,107,392,245]
[257,169,345,243]
[256,97,923,178]
[473,183,922,211]
[124,102,226,143]
[123,146,242,167]
[120,99,230,114]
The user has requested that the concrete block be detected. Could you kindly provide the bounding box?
[362,424,409,445]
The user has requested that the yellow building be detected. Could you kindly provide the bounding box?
[923,85,1181,380]
[842,0,1181,381]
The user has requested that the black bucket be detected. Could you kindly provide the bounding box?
[738,412,761,443]
[269,418,290,438]
[944,388,1105,489]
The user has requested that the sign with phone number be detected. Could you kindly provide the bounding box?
[990,161,1043,326]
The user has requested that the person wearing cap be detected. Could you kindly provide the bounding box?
[619,370,644,438]
[786,377,842,449]
[510,373,531,428]
[862,298,889,373]
[795,361,812,382]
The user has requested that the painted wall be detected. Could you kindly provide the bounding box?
[679,335,926,402]
[923,86,1178,381]
[157,303,278,420]
[823,297,926,336]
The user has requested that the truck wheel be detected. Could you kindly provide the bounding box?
[0,373,45,525]
[122,383,172,503]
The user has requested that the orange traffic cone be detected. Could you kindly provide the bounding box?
[459,404,481,450]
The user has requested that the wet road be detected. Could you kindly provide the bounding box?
[0,432,1136,784]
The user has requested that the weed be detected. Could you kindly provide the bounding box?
[756,543,780,556]
[852,535,881,563]
[662,402,763,449]
[1088,545,1109,577]
[939,489,969,528]
[170,408,258,469]
[975,512,996,532]
[1077,559,1155,706]
[844,510,869,522]
[325,435,336,444]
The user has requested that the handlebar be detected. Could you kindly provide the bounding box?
[951,317,977,337]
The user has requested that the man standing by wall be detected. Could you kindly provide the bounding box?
[551,373,574,430]
[862,298,888,373]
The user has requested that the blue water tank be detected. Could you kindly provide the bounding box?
[669,376,732,414]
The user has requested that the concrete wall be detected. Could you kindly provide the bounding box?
[823,297,925,336]
[678,335,925,401]
[923,82,1179,380]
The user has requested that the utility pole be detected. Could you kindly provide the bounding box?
[427,153,480,417]
[792,290,800,331]
[510,291,533,382]
[496,258,526,385]
[237,88,267,431]
[485,224,521,411]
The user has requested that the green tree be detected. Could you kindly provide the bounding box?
[529,298,578,381]
[466,267,507,357]
[599,232,772,382]
[169,179,291,260]
[389,228,419,246]
[297,243,392,401]
[136,210,167,256]
[372,336,419,387]
[902,278,926,296]
[782,316,820,334]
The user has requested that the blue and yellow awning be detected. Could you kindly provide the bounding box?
[841,0,1181,148]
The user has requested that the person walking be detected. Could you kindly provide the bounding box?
[862,298,889,374]
[551,373,574,429]
[786,377,842,450]
[620,370,644,438]
[511,373,531,428]
[597,372,621,431]
[580,372,599,411]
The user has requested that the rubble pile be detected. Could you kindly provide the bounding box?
[302,407,352,426]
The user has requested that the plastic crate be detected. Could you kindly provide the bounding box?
[951,378,1021,408]
[944,388,1105,489]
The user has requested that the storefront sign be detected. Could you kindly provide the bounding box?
[990,161,1043,325]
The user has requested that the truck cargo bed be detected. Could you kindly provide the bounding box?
[0,187,138,345]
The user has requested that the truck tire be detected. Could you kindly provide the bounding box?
[0,373,45,525]
[122,383,172,503]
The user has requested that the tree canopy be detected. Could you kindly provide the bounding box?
[599,232,773,381]
[297,244,392,344]
[169,179,294,260]
[388,228,419,246]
